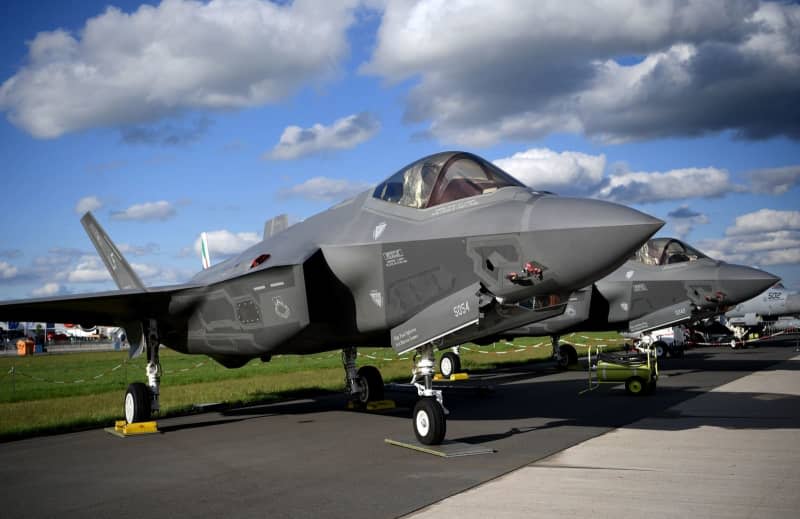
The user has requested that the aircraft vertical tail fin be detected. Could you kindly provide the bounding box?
[264,214,289,239]
[200,231,211,270]
[80,212,146,291]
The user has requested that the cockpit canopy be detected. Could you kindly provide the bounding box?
[632,238,709,266]
[372,152,525,209]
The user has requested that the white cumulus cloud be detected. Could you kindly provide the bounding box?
[747,165,800,195]
[493,148,605,194]
[0,261,19,280]
[596,167,736,204]
[267,112,381,160]
[364,1,800,145]
[725,209,800,236]
[666,204,709,239]
[111,201,176,221]
[64,257,111,283]
[75,195,103,214]
[0,0,357,138]
[281,177,371,201]
[699,209,800,267]
[193,230,260,258]
[32,283,66,297]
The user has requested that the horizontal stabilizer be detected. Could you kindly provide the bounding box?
[81,212,145,291]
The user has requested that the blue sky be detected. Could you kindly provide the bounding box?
[0,0,798,301]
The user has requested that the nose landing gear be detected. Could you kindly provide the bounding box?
[412,344,447,445]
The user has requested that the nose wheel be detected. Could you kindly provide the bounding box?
[413,397,446,445]
[412,343,448,445]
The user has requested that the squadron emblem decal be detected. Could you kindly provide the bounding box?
[272,296,291,319]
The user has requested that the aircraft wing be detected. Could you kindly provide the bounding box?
[0,285,190,326]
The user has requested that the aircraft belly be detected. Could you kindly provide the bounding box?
[185,265,309,355]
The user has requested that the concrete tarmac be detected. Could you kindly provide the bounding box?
[1,338,798,518]
[409,350,800,518]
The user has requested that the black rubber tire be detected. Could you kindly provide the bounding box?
[413,397,446,445]
[124,382,151,423]
[439,352,461,378]
[356,365,384,403]
[645,379,657,394]
[625,376,646,396]
[653,341,667,358]
[556,343,578,370]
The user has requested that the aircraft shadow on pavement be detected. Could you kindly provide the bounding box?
[157,345,799,442]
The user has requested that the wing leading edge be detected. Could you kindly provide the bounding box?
[0,286,184,326]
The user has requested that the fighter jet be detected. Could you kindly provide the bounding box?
[0,151,662,445]
[725,283,800,333]
[453,237,778,371]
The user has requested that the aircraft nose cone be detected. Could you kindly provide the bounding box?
[718,264,780,305]
[528,197,664,290]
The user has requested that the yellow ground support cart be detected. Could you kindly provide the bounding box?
[584,346,658,395]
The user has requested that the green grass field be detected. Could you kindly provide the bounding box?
[0,332,624,440]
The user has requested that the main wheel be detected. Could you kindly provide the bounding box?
[124,382,151,423]
[653,340,667,358]
[413,398,446,445]
[557,343,578,370]
[356,365,384,403]
[439,352,461,378]
[625,376,646,396]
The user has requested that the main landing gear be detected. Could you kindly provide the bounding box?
[344,344,447,445]
[439,346,462,378]
[124,319,161,423]
[552,335,578,370]
[412,344,447,445]
[342,346,384,405]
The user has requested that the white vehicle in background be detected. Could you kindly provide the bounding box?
[624,325,687,358]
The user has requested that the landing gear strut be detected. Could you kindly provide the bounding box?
[342,346,384,404]
[412,344,447,445]
[124,319,161,423]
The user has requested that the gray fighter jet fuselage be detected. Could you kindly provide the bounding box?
[725,284,800,329]
[498,238,778,352]
[0,151,663,444]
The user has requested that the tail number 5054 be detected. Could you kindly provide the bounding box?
[453,301,470,318]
